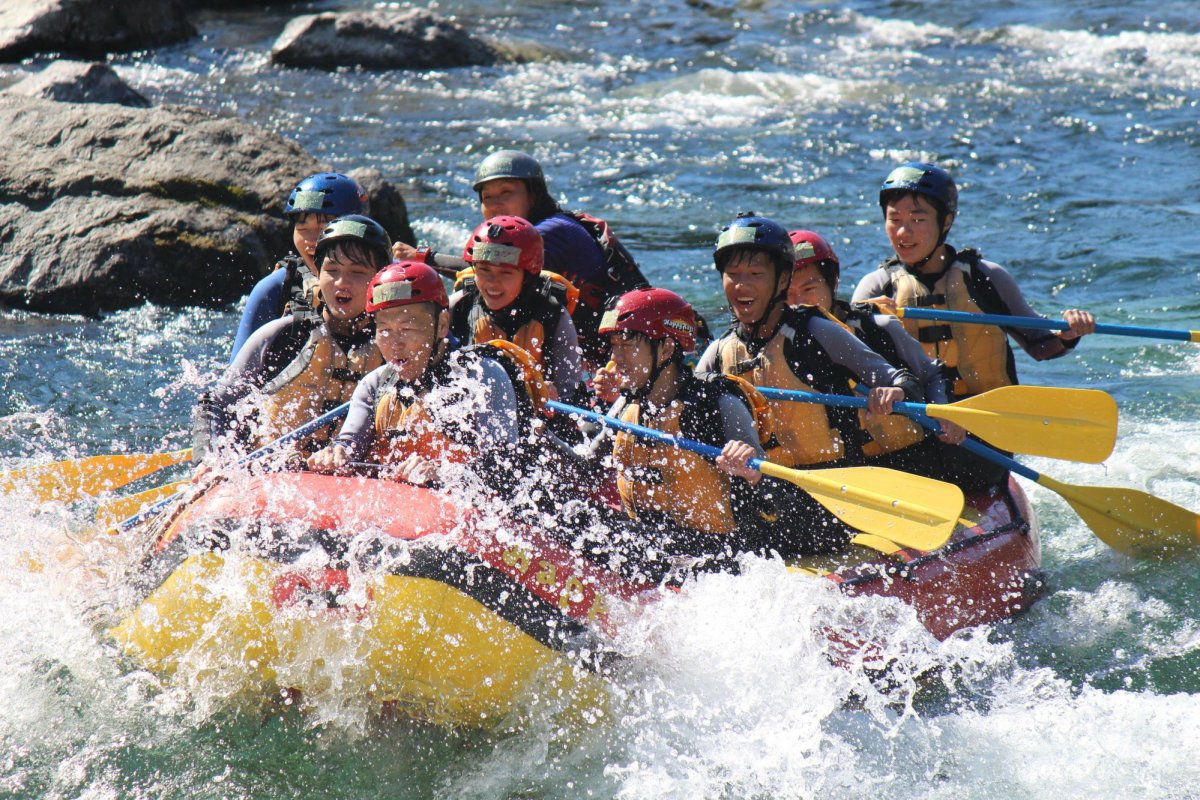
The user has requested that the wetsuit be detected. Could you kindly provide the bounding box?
[229,255,316,363]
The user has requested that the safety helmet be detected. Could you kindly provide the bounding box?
[463,215,544,275]
[285,172,364,218]
[471,150,546,192]
[713,213,795,275]
[314,214,392,268]
[789,229,840,289]
[598,287,698,354]
[879,162,958,217]
[365,261,449,313]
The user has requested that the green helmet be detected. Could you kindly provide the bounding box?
[472,150,546,192]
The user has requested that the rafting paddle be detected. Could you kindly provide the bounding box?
[908,416,1200,559]
[894,307,1200,344]
[756,384,1118,463]
[547,399,964,551]
[112,402,352,533]
[0,449,193,503]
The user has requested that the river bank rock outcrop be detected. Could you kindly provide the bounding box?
[0,0,196,61]
[0,95,413,314]
[270,9,503,71]
[5,61,150,107]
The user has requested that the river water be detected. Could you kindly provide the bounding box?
[2,1,1200,797]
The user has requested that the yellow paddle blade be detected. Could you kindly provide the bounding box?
[94,481,189,529]
[757,463,963,552]
[927,386,1118,463]
[0,449,192,502]
[1039,474,1200,559]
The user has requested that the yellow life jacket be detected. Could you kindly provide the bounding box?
[833,303,928,458]
[451,270,578,373]
[888,256,1013,399]
[372,389,474,466]
[257,323,382,452]
[371,340,549,466]
[612,397,737,536]
[713,307,852,467]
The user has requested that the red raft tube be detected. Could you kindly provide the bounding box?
[110,472,1040,725]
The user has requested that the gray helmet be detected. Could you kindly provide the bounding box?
[472,150,545,192]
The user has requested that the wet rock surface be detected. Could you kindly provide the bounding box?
[5,61,150,107]
[270,9,503,71]
[0,0,196,61]
[0,95,412,313]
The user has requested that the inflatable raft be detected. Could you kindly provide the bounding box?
[112,472,1040,726]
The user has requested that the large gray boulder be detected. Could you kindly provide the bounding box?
[271,9,502,71]
[6,61,150,107]
[0,0,196,62]
[0,95,412,314]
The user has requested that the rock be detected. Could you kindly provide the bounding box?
[6,61,150,107]
[0,95,413,314]
[0,0,196,62]
[348,167,416,247]
[270,9,501,71]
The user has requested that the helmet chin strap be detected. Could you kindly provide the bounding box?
[411,309,448,390]
[739,267,791,344]
[630,339,675,407]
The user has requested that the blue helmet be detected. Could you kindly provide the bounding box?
[713,212,795,274]
[879,162,958,217]
[285,172,364,218]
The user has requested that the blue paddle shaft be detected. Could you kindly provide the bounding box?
[900,307,1194,343]
[546,400,763,471]
[757,387,930,419]
[906,406,1041,482]
[115,401,352,532]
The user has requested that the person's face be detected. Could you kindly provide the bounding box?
[293,213,335,271]
[788,263,834,310]
[721,250,788,326]
[374,304,447,383]
[473,261,525,310]
[479,179,534,221]
[885,194,951,268]
[609,332,668,394]
[318,252,376,320]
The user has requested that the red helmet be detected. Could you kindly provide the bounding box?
[462,215,544,275]
[788,229,840,288]
[365,260,449,313]
[598,288,698,353]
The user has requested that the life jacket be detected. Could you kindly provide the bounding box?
[612,373,770,535]
[450,271,576,372]
[277,254,320,318]
[712,305,859,467]
[559,210,648,310]
[833,302,928,458]
[883,249,1016,399]
[256,319,382,452]
[372,340,550,465]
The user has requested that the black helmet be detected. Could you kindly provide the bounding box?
[315,215,392,268]
[713,212,795,275]
[472,150,546,192]
[879,162,958,217]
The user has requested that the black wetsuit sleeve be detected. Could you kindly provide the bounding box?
[192,317,303,461]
